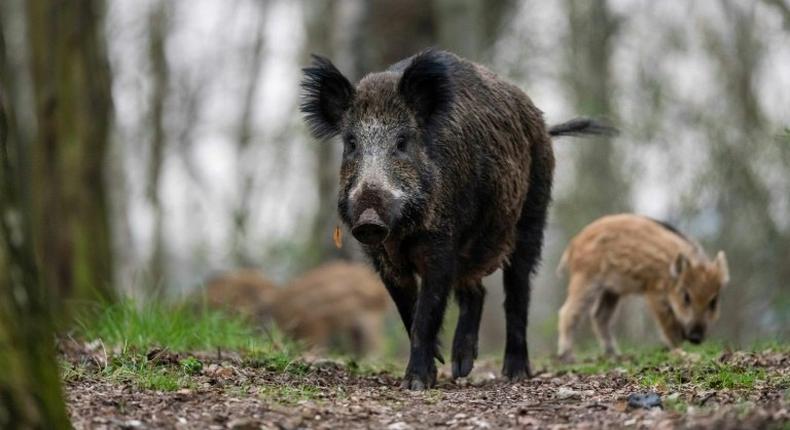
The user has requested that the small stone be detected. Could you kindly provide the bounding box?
[387,421,412,430]
[470,416,491,429]
[556,387,581,400]
[228,418,260,430]
[471,371,497,386]
[627,392,662,409]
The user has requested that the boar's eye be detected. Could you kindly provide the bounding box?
[396,135,408,152]
[683,291,691,307]
[709,295,718,310]
[344,135,357,154]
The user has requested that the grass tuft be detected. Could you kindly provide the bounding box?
[551,343,772,391]
[73,298,287,353]
[65,297,305,391]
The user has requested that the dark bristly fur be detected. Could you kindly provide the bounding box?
[299,49,606,390]
[397,49,454,128]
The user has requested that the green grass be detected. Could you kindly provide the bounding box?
[99,351,195,391]
[663,394,688,413]
[64,297,304,391]
[550,343,774,391]
[73,298,290,353]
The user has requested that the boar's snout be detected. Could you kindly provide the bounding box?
[685,324,705,344]
[347,183,402,246]
[352,208,390,245]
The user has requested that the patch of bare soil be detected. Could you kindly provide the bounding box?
[63,345,789,429]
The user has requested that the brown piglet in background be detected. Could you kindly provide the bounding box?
[203,269,279,327]
[201,261,389,357]
[272,261,390,357]
[555,214,729,361]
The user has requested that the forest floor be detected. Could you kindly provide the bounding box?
[61,301,790,429]
[61,341,790,429]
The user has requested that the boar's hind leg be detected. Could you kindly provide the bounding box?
[452,282,485,379]
[502,207,549,380]
[402,245,456,390]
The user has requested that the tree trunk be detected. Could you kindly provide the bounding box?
[26,0,115,311]
[0,23,71,428]
[556,0,629,231]
[146,1,170,290]
[230,1,267,267]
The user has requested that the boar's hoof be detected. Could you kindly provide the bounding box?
[351,208,389,245]
[401,365,437,390]
[451,340,477,378]
[502,356,531,381]
[451,355,474,379]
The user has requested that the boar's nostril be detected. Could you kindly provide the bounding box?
[351,208,390,245]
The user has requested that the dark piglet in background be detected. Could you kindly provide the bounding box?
[300,49,615,389]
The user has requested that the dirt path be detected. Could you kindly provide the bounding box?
[64,347,789,429]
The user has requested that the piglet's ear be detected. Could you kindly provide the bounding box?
[716,251,730,285]
[398,49,453,125]
[669,253,688,281]
[300,54,355,139]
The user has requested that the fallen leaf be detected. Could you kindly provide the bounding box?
[333,225,343,249]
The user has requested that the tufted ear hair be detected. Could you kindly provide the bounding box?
[397,49,453,126]
[300,54,355,139]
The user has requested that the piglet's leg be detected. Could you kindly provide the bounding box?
[590,290,621,356]
[402,242,456,390]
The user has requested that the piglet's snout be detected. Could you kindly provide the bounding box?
[351,208,390,245]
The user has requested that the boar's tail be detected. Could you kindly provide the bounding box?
[548,117,618,138]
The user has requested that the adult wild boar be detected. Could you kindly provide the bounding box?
[300,49,614,389]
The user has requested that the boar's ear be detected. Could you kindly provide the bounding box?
[398,50,453,126]
[300,54,355,139]
[669,253,688,281]
[715,251,730,285]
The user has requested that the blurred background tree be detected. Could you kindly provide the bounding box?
[27,0,115,312]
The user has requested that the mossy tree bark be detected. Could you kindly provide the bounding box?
[26,0,115,311]
[0,22,71,428]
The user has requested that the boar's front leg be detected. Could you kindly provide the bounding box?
[372,257,445,364]
[452,282,485,379]
[402,242,456,390]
